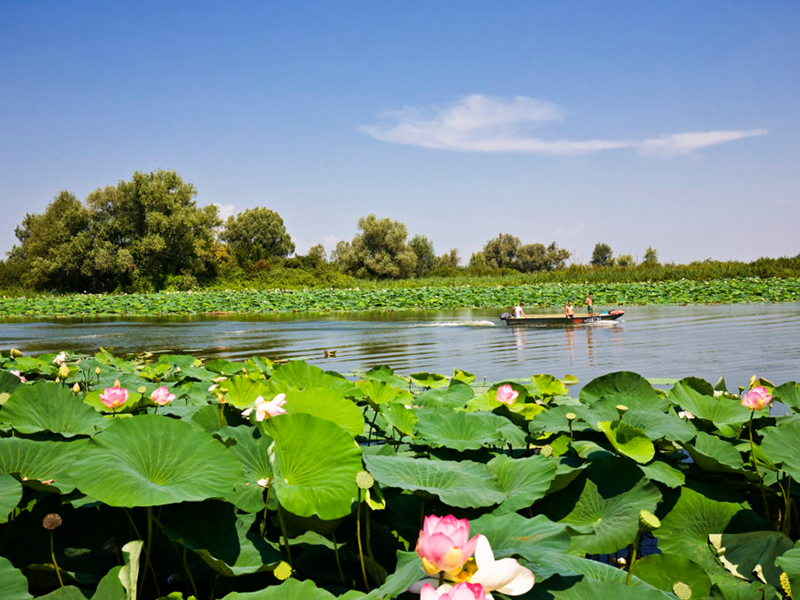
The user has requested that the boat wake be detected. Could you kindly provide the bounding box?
[411,320,498,328]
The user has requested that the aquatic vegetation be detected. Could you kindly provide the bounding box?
[0,276,799,318]
[0,349,799,599]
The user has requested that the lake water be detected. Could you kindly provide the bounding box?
[2,303,799,389]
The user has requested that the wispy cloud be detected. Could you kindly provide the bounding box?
[214,203,236,220]
[359,94,766,157]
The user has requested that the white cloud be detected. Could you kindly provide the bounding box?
[214,203,236,220]
[553,223,585,238]
[359,94,765,157]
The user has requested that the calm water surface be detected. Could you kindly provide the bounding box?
[2,304,799,388]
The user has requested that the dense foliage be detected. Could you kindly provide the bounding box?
[220,208,295,265]
[333,215,418,280]
[1,351,799,600]
[0,277,798,318]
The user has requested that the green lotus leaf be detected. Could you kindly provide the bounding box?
[91,566,124,600]
[772,381,800,411]
[622,408,697,443]
[189,404,227,433]
[0,381,106,437]
[528,404,579,436]
[709,531,793,589]
[598,420,655,464]
[68,414,242,507]
[245,356,274,377]
[683,431,745,473]
[205,359,247,376]
[669,381,751,436]
[775,540,800,594]
[364,365,408,388]
[529,373,568,398]
[487,454,558,515]
[219,578,339,600]
[657,485,753,575]
[357,550,420,600]
[639,460,686,488]
[363,454,506,508]
[0,472,22,523]
[285,388,365,438]
[540,455,661,554]
[409,371,449,389]
[0,553,31,599]
[711,577,782,600]
[760,420,800,481]
[220,375,276,409]
[580,371,669,411]
[0,437,85,493]
[157,354,196,368]
[271,361,360,397]
[452,368,475,384]
[265,413,362,520]
[35,587,86,600]
[414,407,513,451]
[415,380,474,408]
[0,371,24,394]
[162,501,282,576]
[631,554,712,598]
[119,540,143,600]
[378,403,417,436]
[220,425,274,513]
[550,577,678,600]
[469,512,571,563]
[355,379,413,409]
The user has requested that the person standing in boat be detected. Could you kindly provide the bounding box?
[514,301,528,319]
[565,300,575,320]
[584,292,594,315]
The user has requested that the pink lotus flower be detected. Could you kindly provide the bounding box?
[241,394,287,421]
[10,370,26,383]
[416,515,479,576]
[741,386,772,411]
[151,386,176,406]
[99,386,129,410]
[495,385,519,405]
[421,582,487,600]
[677,410,695,420]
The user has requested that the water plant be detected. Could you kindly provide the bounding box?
[0,348,799,599]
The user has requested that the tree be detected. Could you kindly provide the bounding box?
[591,243,613,267]
[335,214,417,279]
[221,207,295,265]
[616,254,634,267]
[483,233,521,269]
[439,248,461,269]
[643,246,659,266]
[516,243,548,273]
[307,244,327,263]
[409,235,438,277]
[468,251,487,268]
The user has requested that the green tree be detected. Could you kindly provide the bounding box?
[409,235,438,277]
[439,248,461,269]
[616,253,634,267]
[307,244,327,263]
[335,214,417,279]
[220,207,295,265]
[483,233,521,269]
[468,251,487,268]
[591,242,614,267]
[642,246,660,266]
[86,170,220,290]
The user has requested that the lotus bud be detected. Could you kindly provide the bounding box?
[72,382,81,393]
[10,348,23,357]
[58,363,70,379]
[113,379,121,388]
[95,366,101,375]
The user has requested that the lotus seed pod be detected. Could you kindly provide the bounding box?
[672,581,692,600]
[58,363,70,379]
[540,445,553,457]
[638,509,661,532]
[137,386,147,394]
[42,513,62,530]
[356,470,375,490]
[565,412,577,421]
[616,404,629,413]
[274,561,292,581]
[10,348,23,357]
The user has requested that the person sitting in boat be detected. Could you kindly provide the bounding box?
[565,300,574,320]
[514,301,528,319]
[584,293,594,315]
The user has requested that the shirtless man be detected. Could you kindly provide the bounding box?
[514,301,528,319]
[584,293,594,315]
[565,300,574,320]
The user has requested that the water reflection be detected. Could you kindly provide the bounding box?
[1,304,798,390]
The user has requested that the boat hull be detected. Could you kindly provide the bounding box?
[501,310,624,326]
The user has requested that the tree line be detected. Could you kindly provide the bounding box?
[1,169,794,293]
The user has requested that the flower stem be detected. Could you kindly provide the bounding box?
[356,488,370,591]
[748,410,771,522]
[625,534,638,586]
[50,531,64,587]
[331,530,347,587]
[260,481,272,538]
[276,502,293,566]
[145,507,161,598]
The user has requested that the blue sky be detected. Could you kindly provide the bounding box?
[1,1,797,265]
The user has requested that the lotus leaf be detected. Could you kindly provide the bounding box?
[265,413,362,519]
[0,437,85,493]
[68,414,242,506]
[221,425,274,513]
[364,365,408,388]
[772,381,800,411]
[529,373,568,398]
[408,371,448,389]
[415,380,474,409]
[0,554,32,600]
[631,553,712,598]
[683,431,745,473]
[550,577,678,600]
[775,540,800,594]
[669,382,751,436]
[760,420,800,481]
[363,454,506,508]
[218,375,276,409]
[0,381,107,437]
[284,387,365,438]
[639,460,686,488]
[622,407,697,443]
[709,530,793,589]
[470,512,571,563]
[580,371,669,411]
[0,472,22,523]
[487,454,558,515]
[414,407,515,451]
[378,403,417,436]
[162,501,282,576]
[272,361,360,397]
[598,420,655,464]
[356,379,413,408]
